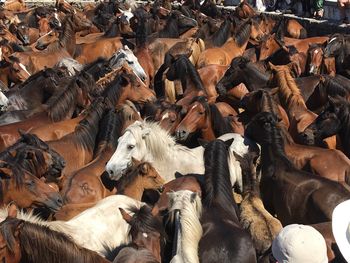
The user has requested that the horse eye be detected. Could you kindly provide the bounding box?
[199,112,205,115]
[26,180,35,187]
[127,145,135,150]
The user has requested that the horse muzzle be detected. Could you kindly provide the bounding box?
[216,83,227,96]
[175,129,189,141]
[44,192,63,212]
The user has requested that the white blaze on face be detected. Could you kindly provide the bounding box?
[54,12,62,27]
[18,63,31,76]
[161,112,170,121]
[329,37,337,44]
[314,49,319,55]
[0,47,3,61]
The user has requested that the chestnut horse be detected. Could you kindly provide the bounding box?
[175,96,243,142]
[197,20,253,68]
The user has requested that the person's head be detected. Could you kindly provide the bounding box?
[272,224,328,263]
[332,199,350,262]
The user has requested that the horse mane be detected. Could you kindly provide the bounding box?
[12,146,46,175]
[103,18,121,38]
[72,97,105,151]
[135,16,148,48]
[202,140,239,220]
[210,19,232,47]
[125,121,179,161]
[101,72,128,107]
[171,55,205,91]
[209,104,234,136]
[116,163,143,194]
[322,76,349,98]
[45,77,78,122]
[167,190,202,263]
[275,67,306,110]
[93,109,122,157]
[158,12,180,38]
[234,19,251,47]
[1,218,107,263]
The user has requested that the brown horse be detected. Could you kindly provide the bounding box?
[118,205,165,263]
[197,20,253,68]
[13,13,92,74]
[3,0,27,12]
[0,160,62,212]
[307,43,336,76]
[175,96,243,142]
[0,74,91,152]
[269,63,318,143]
[285,19,307,39]
[259,34,328,61]
[59,108,121,204]
[46,98,105,177]
[245,112,350,225]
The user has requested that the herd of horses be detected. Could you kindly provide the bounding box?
[0,0,349,262]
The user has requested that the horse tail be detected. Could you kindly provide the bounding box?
[196,38,205,52]
[299,28,307,39]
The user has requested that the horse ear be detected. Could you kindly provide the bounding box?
[7,203,18,218]
[141,128,151,139]
[224,138,234,149]
[131,157,141,166]
[267,61,276,70]
[190,192,198,203]
[119,208,132,224]
[232,150,243,162]
[198,138,209,148]
[174,171,183,178]
[140,162,150,174]
[0,167,11,179]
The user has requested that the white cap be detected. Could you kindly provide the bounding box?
[332,199,350,262]
[272,224,328,263]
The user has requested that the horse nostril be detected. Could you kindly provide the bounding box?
[56,195,63,206]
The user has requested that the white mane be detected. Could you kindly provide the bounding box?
[168,190,203,263]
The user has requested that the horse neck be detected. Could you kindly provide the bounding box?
[201,115,216,140]
[122,175,144,201]
[337,110,350,155]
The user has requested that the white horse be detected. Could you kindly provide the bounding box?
[105,120,260,191]
[0,195,143,257]
[109,45,147,84]
[55,58,84,76]
[168,190,203,263]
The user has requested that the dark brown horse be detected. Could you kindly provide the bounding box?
[199,139,256,263]
[245,112,350,225]
[302,96,350,159]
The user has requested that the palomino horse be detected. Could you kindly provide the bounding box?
[245,112,350,224]
[0,204,110,263]
[198,139,256,263]
[0,195,143,257]
[175,96,243,143]
[105,120,260,192]
[197,19,260,68]
[119,205,166,263]
[0,160,62,212]
[302,96,350,159]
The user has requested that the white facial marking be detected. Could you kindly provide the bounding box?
[18,63,31,76]
[142,232,148,238]
[191,104,198,110]
[161,112,170,121]
[0,47,3,61]
[314,49,319,55]
[329,37,337,43]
